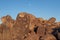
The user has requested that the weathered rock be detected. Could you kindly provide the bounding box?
[1,15,15,28]
[24,31,39,40]
[48,17,56,23]
[0,24,12,40]
[0,12,60,40]
[16,12,36,30]
[40,34,56,40]
[12,12,36,40]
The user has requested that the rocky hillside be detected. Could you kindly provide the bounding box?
[0,12,60,40]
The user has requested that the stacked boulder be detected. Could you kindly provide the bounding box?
[0,12,60,40]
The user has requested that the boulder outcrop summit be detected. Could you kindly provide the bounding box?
[0,12,60,40]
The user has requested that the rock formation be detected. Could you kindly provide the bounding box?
[0,12,60,40]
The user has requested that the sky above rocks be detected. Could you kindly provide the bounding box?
[0,0,60,23]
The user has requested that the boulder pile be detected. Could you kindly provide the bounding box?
[0,12,60,40]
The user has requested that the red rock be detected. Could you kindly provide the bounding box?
[0,12,60,40]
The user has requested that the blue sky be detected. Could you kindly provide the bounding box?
[0,0,60,22]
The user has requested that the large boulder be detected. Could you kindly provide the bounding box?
[16,12,36,31]
[12,12,36,40]
[1,15,15,40]
[1,15,15,28]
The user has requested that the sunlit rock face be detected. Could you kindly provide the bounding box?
[0,12,60,40]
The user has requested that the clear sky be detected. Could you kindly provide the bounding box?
[0,0,60,22]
